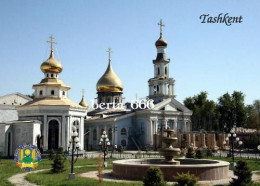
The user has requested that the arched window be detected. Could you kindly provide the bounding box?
[39,90,43,96]
[121,139,126,147]
[51,90,55,95]
[121,128,127,135]
[51,74,54,78]
[62,91,65,96]
[157,67,160,75]
[165,67,167,75]
[93,129,97,140]
[108,128,112,141]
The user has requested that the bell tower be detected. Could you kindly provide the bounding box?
[148,20,175,103]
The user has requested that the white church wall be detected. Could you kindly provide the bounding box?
[0,124,6,156]
[0,93,31,106]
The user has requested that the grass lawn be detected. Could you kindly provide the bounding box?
[26,158,142,186]
[0,158,52,186]
[208,156,260,171]
[1,154,260,186]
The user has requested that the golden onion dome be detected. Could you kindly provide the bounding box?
[96,60,123,93]
[155,36,168,47]
[40,50,63,73]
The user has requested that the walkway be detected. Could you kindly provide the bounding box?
[8,167,260,186]
[8,169,48,186]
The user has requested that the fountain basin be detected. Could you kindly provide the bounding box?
[112,158,230,181]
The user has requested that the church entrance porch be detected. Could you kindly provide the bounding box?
[48,120,59,149]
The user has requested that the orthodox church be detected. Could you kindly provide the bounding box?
[0,36,87,156]
[0,20,192,156]
[84,20,192,150]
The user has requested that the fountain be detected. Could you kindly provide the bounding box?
[112,128,230,181]
[158,128,180,164]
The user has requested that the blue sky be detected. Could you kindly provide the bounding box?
[0,0,259,106]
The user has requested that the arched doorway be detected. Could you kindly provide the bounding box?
[48,120,59,149]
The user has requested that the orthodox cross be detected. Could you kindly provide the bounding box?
[82,89,85,98]
[158,19,165,36]
[106,47,113,61]
[47,35,57,51]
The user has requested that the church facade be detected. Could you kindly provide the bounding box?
[84,20,192,151]
[0,36,87,156]
[0,21,192,156]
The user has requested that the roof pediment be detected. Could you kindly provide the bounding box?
[152,98,192,114]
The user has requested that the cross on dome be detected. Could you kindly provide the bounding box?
[47,35,57,52]
[106,47,113,61]
[158,19,165,36]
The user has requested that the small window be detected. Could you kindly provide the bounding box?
[157,85,159,92]
[121,128,127,135]
[157,67,160,75]
[51,90,55,95]
[51,74,54,78]
[39,90,43,96]
[165,67,167,75]
[47,74,49,78]
[62,91,65,96]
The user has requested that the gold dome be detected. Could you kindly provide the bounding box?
[155,36,168,47]
[96,60,123,92]
[40,50,63,73]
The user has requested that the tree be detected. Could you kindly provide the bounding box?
[175,172,198,186]
[247,100,260,131]
[218,91,247,130]
[230,160,252,186]
[184,92,218,131]
[185,147,195,158]
[51,147,66,173]
[143,167,167,186]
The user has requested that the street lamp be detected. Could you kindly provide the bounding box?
[99,131,110,167]
[68,125,81,180]
[257,145,260,158]
[223,126,242,167]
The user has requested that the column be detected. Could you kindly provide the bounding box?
[165,119,168,129]
[80,117,84,150]
[146,119,151,145]
[62,115,66,148]
[202,133,206,147]
[43,115,48,150]
[174,120,177,133]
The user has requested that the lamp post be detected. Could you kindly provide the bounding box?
[99,131,110,167]
[68,125,81,180]
[257,145,260,159]
[223,127,242,167]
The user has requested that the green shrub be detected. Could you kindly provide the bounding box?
[51,154,66,173]
[143,167,167,186]
[230,160,252,186]
[49,149,55,160]
[51,148,66,173]
[174,172,198,186]
[195,149,204,159]
[186,147,195,158]
[206,148,213,157]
